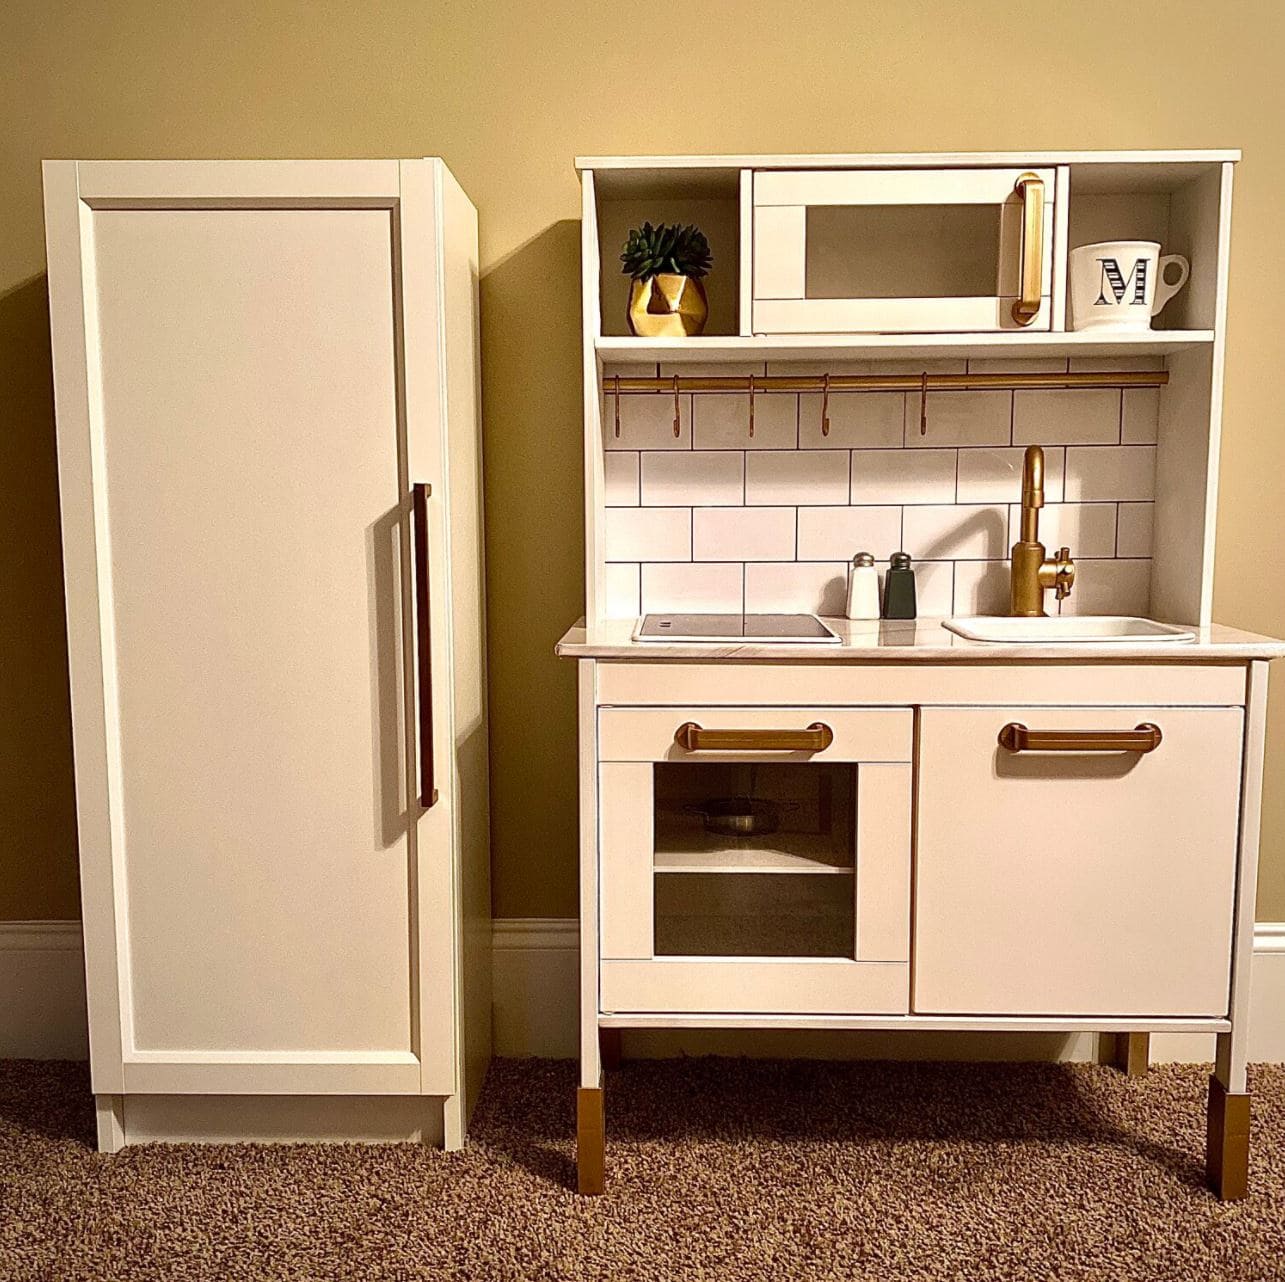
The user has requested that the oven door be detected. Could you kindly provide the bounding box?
[596,706,913,1016]
[752,166,1057,334]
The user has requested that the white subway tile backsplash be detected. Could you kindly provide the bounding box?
[1013,388,1121,446]
[1064,446,1156,502]
[604,453,639,506]
[968,357,1069,373]
[642,562,743,613]
[796,506,902,562]
[641,451,743,506]
[798,393,904,449]
[604,507,690,562]
[603,563,640,619]
[1004,502,1117,559]
[904,559,954,616]
[1116,502,1155,557]
[877,359,968,375]
[1060,559,1151,616]
[604,376,1161,619]
[1068,355,1164,373]
[958,447,1064,504]
[693,392,796,449]
[746,451,849,506]
[659,361,764,377]
[902,504,1009,561]
[1122,389,1160,444]
[606,391,691,450]
[952,561,1011,615]
[851,449,956,504]
[909,390,1009,448]
[694,507,795,562]
[744,562,848,614]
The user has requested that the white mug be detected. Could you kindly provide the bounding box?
[1069,240,1190,331]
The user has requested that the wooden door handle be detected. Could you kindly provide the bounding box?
[673,722,835,752]
[412,482,438,808]
[998,722,1162,753]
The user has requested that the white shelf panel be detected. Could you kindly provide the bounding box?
[596,330,1215,365]
[654,816,852,875]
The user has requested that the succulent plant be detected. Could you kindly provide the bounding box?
[620,222,712,280]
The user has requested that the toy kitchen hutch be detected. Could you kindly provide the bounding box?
[557,150,1285,1197]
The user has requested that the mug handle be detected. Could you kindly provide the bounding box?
[1152,254,1190,316]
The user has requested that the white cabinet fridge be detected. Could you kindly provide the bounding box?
[43,158,489,1150]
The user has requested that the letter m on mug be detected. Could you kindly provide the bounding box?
[1096,256,1148,306]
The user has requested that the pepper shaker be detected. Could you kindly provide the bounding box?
[882,551,917,620]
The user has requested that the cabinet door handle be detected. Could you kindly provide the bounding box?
[673,722,835,752]
[998,722,1162,754]
[412,482,439,808]
[1010,172,1045,327]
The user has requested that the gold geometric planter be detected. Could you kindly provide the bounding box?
[627,273,708,338]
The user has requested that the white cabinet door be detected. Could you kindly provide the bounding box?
[914,706,1243,1017]
[44,160,454,1096]
[597,706,913,1015]
[752,167,1056,334]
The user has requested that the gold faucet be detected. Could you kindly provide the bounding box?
[1010,444,1075,616]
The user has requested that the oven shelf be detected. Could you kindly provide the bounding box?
[653,814,852,875]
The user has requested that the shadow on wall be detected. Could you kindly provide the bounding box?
[0,276,79,919]
[478,221,585,917]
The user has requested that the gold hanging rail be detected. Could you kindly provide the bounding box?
[600,369,1168,395]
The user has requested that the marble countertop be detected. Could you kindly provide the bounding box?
[556,617,1285,663]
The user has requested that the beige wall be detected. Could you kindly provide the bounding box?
[2,0,1284,921]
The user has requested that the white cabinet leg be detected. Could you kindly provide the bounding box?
[95,1094,125,1153]
[1206,661,1269,1200]
[441,1094,465,1151]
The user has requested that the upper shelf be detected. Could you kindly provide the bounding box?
[596,330,1215,365]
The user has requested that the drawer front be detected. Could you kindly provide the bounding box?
[914,706,1244,1018]
[599,706,913,763]
[752,166,1056,335]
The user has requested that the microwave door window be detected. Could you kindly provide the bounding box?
[804,203,1001,300]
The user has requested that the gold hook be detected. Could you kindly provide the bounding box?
[672,374,681,439]
[748,373,755,439]
[919,370,929,436]
[821,373,831,438]
[613,374,621,439]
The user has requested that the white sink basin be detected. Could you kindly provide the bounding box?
[943,615,1197,644]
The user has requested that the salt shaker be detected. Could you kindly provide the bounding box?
[845,551,880,620]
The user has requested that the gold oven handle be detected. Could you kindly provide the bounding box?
[1010,172,1045,327]
[673,721,835,752]
[998,722,1163,754]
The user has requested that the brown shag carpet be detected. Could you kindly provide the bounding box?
[3,1057,1285,1280]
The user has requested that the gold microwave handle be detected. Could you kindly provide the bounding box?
[1010,172,1045,326]
[674,721,835,753]
[998,722,1162,754]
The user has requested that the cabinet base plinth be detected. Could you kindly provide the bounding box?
[1206,1075,1250,1201]
[577,1087,605,1195]
[1100,1032,1150,1076]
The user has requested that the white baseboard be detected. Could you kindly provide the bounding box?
[5,918,1282,1065]
[0,922,89,1059]
[493,918,1285,1064]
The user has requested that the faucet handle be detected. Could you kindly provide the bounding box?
[1039,546,1075,602]
[1053,547,1075,600]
